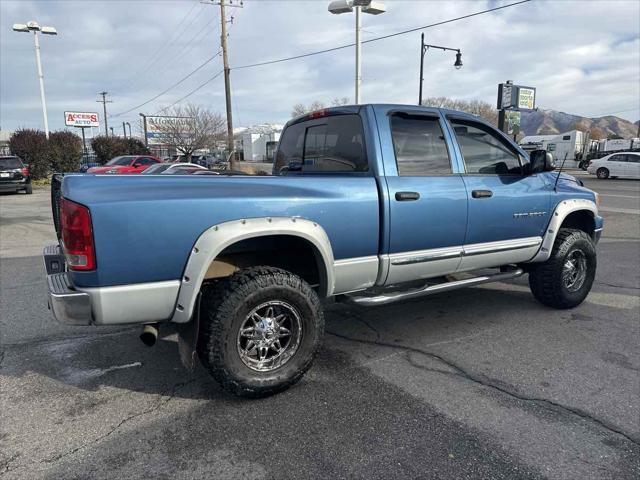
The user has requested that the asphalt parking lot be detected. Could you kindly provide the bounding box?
[1,173,638,479]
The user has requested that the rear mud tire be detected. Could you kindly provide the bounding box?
[197,266,324,398]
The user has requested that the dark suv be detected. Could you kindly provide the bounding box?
[0,156,32,194]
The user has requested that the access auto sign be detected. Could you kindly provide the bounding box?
[64,111,99,128]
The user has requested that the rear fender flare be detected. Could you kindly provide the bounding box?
[171,217,335,324]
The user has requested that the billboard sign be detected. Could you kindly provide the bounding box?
[64,111,99,128]
[516,87,536,110]
[497,83,536,111]
[146,116,194,145]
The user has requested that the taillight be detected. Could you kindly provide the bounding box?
[60,198,96,271]
[21,167,29,177]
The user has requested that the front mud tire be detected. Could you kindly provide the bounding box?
[528,228,596,309]
[197,266,324,398]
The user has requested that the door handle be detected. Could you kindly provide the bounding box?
[471,189,493,198]
[395,191,420,201]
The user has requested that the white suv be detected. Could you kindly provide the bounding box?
[587,152,640,179]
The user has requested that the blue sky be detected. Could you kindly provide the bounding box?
[1,0,639,136]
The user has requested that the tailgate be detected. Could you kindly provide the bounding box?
[51,173,64,240]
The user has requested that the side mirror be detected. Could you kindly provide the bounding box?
[132,162,141,168]
[529,149,555,174]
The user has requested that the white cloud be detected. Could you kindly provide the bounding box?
[0,0,638,135]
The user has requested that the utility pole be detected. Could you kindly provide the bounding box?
[97,91,112,136]
[203,0,242,168]
[220,0,235,168]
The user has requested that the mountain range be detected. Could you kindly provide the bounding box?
[520,109,639,138]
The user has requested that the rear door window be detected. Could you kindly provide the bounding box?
[275,114,367,174]
[390,114,452,175]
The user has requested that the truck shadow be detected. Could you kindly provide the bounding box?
[1,284,585,401]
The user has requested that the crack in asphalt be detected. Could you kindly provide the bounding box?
[596,281,640,290]
[0,378,200,476]
[326,314,640,447]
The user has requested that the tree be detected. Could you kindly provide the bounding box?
[90,136,150,164]
[421,97,498,126]
[8,129,49,179]
[48,131,83,173]
[149,103,226,162]
[291,97,350,118]
[91,136,129,164]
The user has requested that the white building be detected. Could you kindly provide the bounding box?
[519,130,587,166]
[236,124,283,162]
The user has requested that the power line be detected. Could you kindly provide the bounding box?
[232,0,531,70]
[154,69,225,114]
[129,1,200,81]
[111,51,222,117]
[114,0,530,119]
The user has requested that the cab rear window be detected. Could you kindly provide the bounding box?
[274,114,367,174]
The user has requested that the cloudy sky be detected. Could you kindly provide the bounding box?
[1,0,638,136]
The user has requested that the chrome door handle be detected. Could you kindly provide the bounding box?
[395,191,420,201]
[471,190,493,198]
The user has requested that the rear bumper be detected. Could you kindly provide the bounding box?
[44,244,180,326]
[47,271,93,325]
[45,244,92,325]
[0,179,28,190]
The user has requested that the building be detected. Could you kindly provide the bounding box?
[519,130,588,167]
[0,130,12,155]
[236,124,283,162]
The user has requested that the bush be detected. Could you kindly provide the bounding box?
[49,131,83,173]
[8,129,49,179]
[91,136,151,164]
[125,138,150,155]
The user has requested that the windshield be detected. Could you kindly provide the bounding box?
[0,157,23,169]
[142,163,170,174]
[106,156,133,166]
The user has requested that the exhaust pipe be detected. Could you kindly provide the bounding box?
[140,323,159,347]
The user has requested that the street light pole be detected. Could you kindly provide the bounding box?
[12,22,57,139]
[355,5,361,104]
[418,34,463,106]
[32,31,50,138]
[329,1,386,105]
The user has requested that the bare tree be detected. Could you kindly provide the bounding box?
[421,97,498,126]
[290,97,350,118]
[150,104,226,161]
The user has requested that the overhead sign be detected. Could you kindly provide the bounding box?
[64,111,99,128]
[146,116,194,145]
[497,83,536,111]
[517,87,536,110]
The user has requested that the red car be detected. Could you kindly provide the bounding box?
[87,155,162,174]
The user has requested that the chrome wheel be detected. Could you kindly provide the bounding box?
[237,300,302,372]
[562,249,588,292]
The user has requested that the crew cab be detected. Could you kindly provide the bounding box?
[86,155,162,174]
[44,104,603,397]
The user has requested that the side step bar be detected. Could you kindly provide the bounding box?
[343,268,524,307]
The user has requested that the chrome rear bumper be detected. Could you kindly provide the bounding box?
[47,271,92,326]
[44,245,92,325]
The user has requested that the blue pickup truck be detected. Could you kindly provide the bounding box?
[44,104,603,397]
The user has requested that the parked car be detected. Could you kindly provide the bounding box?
[587,152,640,179]
[142,162,208,175]
[0,155,32,194]
[44,104,603,398]
[87,155,162,174]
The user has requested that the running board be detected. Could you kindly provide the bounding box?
[342,268,524,307]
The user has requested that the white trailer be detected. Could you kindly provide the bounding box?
[519,130,587,167]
